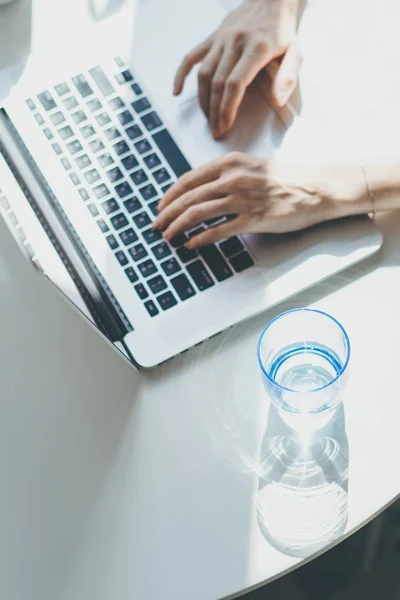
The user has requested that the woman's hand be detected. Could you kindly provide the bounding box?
[173,0,302,139]
[154,152,369,248]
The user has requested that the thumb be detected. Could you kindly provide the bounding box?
[272,40,302,107]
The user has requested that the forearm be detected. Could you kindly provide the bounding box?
[363,155,400,213]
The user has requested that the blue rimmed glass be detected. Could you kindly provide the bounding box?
[257,309,351,429]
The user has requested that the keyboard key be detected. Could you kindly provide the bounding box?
[115,181,133,198]
[117,110,134,126]
[148,274,167,294]
[106,166,123,183]
[113,140,129,155]
[50,111,65,126]
[170,233,187,248]
[78,188,90,201]
[124,196,142,213]
[142,228,162,245]
[87,98,102,112]
[153,167,170,184]
[125,266,139,283]
[84,168,101,184]
[70,173,81,185]
[54,82,70,96]
[129,243,147,262]
[230,251,255,273]
[72,110,87,124]
[161,183,174,194]
[95,112,112,127]
[144,300,159,317]
[109,97,124,111]
[134,283,149,300]
[142,111,162,131]
[38,91,56,111]
[64,96,79,110]
[89,66,115,97]
[115,250,129,266]
[132,97,151,113]
[52,142,62,155]
[72,74,93,98]
[98,153,114,168]
[75,154,92,169]
[59,126,74,140]
[131,169,148,186]
[117,69,134,83]
[105,126,121,141]
[219,237,244,258]
[126,124,142,140]
[171,273,196,301]
[151,241,171,260]
[81,124,96,139]
[97,219,109,233]
[187,260,214,291]
[119,228,138,246]
[205,217,222,226]
[199,245,233,282]
[26,98,36,110]
[115,56,124,68]
[148,200,159,216]
[152,129,191,178]
[106,234,119,250]
[121,155,139,171]
[138,259,157,278]
[102,198,119,214]
[139,184,157,201]
[61,157,71,170]
[177,246,197,263]
[133,211,151,229]
[131,83,142,96]
[93,183,110,198]
[161,257,181,277]
[157,291,177,311]
[88,203,99,216]
[67,139,83,154]
[134,139,152,154]
[89,138,105,153]
[188,226,205,238]
[43,127,53,140]
[111,212,129,230]
[144,153,161,169]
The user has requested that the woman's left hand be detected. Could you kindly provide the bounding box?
[153,152,368,248]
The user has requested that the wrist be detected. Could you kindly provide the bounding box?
[317,164,371,221]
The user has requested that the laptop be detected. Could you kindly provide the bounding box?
[0,0,382,368]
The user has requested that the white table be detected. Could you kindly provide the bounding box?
[1,1,400,599]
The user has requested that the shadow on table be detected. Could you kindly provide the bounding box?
[256,404,349,559]
[0,0,32,89]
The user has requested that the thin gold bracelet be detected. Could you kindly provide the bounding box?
[361,163,377,219]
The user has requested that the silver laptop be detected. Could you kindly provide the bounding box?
[0,0,382,368]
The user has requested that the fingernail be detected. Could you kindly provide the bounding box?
[275,89,289,107]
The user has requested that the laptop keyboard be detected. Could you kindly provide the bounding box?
[25,57,255,318]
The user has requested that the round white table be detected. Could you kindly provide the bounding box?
[1,1,400,599]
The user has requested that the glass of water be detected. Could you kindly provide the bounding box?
[257,309,350,428]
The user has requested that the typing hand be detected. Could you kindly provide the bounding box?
[173,0,302,139]
[154,153,366,248]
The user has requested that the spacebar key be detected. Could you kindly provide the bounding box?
[199,245,233,281]
[152,129,191,178]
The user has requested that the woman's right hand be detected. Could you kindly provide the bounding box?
[173,0,302,139]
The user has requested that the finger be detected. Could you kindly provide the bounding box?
[219,41,276,134]
[158,156,226,211]
[174,38,212,96]
[209,43,241,138]
[185,217,246,248]
[272,40,302,107]
[154,181,225,231]
[198,45,223,117]
[163,199,232,241]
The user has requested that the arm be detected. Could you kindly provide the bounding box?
[153,153,400,249]
[174,0,304,139]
